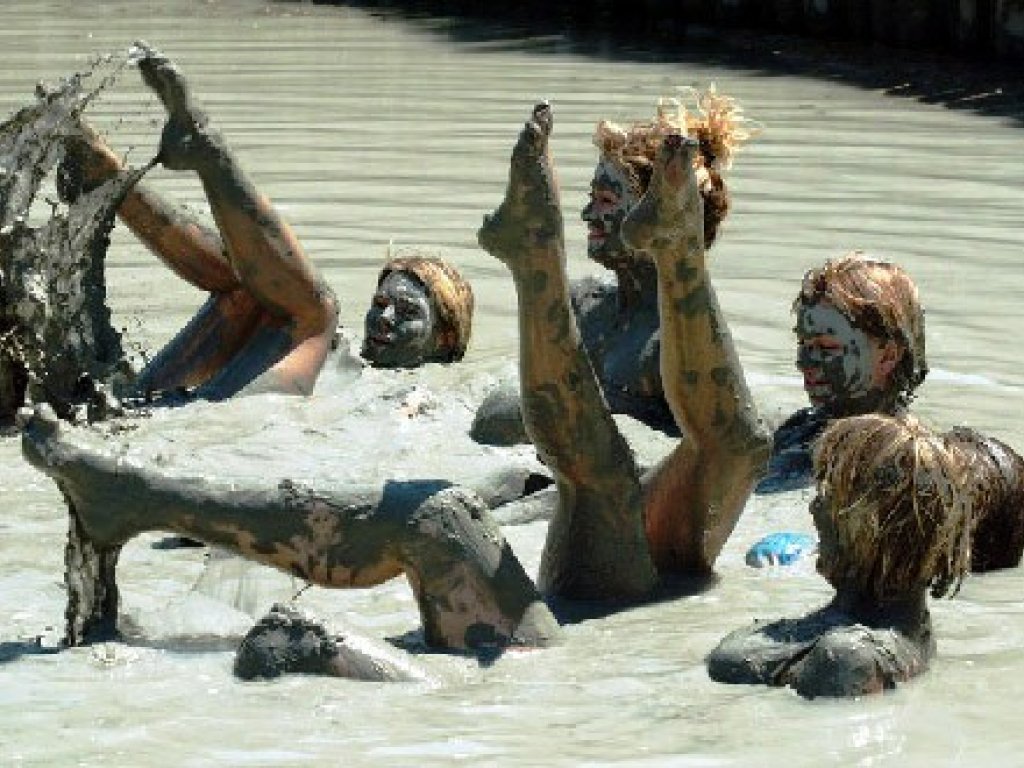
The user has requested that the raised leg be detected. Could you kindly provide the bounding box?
[623,133,769,573]
[478,104,657,600]
[21,406,558,653]
[135,44,338,397]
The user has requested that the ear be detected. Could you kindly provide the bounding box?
[872,340,901,387]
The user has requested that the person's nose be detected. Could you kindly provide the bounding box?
[580,200,593,221]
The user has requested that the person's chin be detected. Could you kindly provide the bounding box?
[362,340,425,369]
[588,243,625,271]
[805,390,833,410]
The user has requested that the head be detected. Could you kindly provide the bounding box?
[794,252,927,416]
[582,87,756,273]
[811,414,973,601]
[362,253,474,368]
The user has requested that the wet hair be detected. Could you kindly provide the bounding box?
[944,427,1024,573]
[796,252,927,406]
[813,414,974,601]
[592,87,758,249]
[377,252,475,362]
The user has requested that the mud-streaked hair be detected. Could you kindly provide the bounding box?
[377,251,475,362]
[592,86,759,249]
[796,252,927,406]
[813,414,974,600]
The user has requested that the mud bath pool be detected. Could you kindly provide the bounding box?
[2,1,1024,765]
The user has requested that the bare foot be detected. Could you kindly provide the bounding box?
[133,41,218,172]
[20,405,140,547]
[621,132,701,255]
[477,102,563,268]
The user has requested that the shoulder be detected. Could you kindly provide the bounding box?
[755,408,824,495]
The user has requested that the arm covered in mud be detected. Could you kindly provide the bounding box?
[623,133,769,573]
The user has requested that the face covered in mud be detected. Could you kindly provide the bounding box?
[362,271,437,368]
[795,301,891,416]
[580,159,639,271]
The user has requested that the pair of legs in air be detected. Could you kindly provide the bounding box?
[24,98,767,653]
[69,44,337,400]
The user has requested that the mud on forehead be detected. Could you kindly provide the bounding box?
[797,302,867,341]
[592,159,633,197]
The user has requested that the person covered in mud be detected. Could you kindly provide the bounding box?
[475,102,770,596]
[57,43,338,401]
[756,253,928,496]
[360,252,474,368]
[471,89,756,444]
[744,254,928,565]
[20,101,767,665]
[708,413,1024,698]
[61,46,473,406]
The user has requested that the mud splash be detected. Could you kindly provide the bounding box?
[0,53,150,424]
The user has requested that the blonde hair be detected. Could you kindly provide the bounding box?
[797,251,927,404]
[813,414,974,600]
[378,251,474,362]
[591,86,759,249]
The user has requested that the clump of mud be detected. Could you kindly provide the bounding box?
[0,55,148,424]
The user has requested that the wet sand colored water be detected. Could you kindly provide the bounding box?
[1,1,1024,765]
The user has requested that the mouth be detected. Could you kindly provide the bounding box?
[587,224,606,243]
[801,371,831,401]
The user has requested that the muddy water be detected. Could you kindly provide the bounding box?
[2,1,1024,765]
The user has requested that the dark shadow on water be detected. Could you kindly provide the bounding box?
[0,639,62,664]
[287,0,1024,127]
[546,571,719,625]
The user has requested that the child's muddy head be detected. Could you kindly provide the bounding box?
[362,252,474,367]
[795,252,926,414]
[812,414,973,601]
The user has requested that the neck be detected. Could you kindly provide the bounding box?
[614,256,658,313]
[819,386,903,419]
[831,587,929,634]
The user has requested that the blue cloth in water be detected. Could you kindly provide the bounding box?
[745,532,818,567]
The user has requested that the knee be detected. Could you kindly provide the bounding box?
[404,486,503,564]
[309,280,340,337]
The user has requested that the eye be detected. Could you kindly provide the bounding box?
[800,337,842,356]
[397,300,422,320]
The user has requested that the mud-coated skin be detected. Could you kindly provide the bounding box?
[754,407,825,494]
[707,594,933,698]
[361,272,437,368]
[234,603,427,682]
[21,405,561,654]
[477,107,767,599]
[478,104,658,599]
[65,43,338,402]
[471,281,674,445]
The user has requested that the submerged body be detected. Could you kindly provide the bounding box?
[710,414,993,698]
[21,101,767,666]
